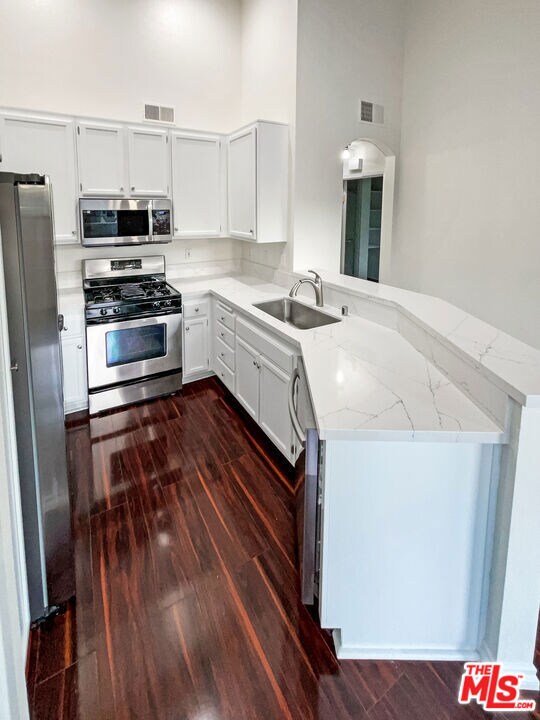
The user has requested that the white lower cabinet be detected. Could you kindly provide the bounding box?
[58,303,88,414]
[259,355,293,458]
[235,337,260,420]
[182,298,211,383]
[183,317,209,377]
[210,298,297,463]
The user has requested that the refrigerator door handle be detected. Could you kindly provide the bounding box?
[288,367,305,447]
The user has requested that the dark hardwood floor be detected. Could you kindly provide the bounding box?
[27,378,539,719]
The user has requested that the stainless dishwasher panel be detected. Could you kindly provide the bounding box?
[289,357,321,605]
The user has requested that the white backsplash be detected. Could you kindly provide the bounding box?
[55,238,242,290]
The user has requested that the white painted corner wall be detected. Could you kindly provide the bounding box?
[292,0,405,273]
[393,0,540,349]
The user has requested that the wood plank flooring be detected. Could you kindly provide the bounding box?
[27,378,539,719]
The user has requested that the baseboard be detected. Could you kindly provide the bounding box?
[332,629,480,662]
[64,399,88,415]
[182,370,215,384]
[497,663,539,692]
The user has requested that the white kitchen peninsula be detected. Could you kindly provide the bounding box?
[59,269,540,690]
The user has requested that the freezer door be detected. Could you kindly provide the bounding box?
[1,179,73,619]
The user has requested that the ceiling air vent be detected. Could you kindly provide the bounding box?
[144,104,175,124]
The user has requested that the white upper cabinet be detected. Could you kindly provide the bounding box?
[228,127,257,240]
[127,127,169,197]
[77,121,126,196]
[171,133,221,238]
[0,112,78,243]
[227,121,288,244]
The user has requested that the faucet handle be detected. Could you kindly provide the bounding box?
[307,269,322,284]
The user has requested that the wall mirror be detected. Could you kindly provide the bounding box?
[340,139,396,283]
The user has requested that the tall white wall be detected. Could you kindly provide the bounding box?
[392,0,540,349]
[239,0,298,274]
[0,0,242,132]
[293,0,405,273]
[0,0,247,286]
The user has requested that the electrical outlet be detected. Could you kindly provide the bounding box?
[185,248,191,260]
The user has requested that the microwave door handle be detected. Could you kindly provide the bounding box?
[288,367,306,447]
[148,200,153,240]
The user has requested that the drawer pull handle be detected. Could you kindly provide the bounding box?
[220,332,225,337]
[220,315,225,321]
[220,352,224,357]
[185,326,190,332]
[195,307,199,312]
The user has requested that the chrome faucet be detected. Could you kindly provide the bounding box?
[289,270,324,307]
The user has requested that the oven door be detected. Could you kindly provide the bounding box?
[86,313,182,390]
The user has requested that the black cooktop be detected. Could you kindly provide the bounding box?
[84,274,182,324]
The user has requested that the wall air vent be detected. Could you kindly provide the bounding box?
[359,100,384,125]
[144,104,175,124]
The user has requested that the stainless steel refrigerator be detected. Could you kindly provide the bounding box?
[0,172,73,621]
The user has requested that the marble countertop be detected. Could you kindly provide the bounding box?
[309,269,540,409]
[170,273,505,443]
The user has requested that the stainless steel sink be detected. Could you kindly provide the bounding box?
[253,298,341,330]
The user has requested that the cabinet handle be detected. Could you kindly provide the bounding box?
[250,229,254,234]
[71,230,77,236]
[220,331,225,337]
[120,186,124,192]
[174,227,179,232]
[131,186,135,191]
[220,352,224,358]
[195,307,199,313]
[10,362,18,372]
[185,326,190,332]
[220,316,225,321]
[77,344,82,350]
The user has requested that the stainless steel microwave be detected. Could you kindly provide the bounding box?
[79,198,172,247]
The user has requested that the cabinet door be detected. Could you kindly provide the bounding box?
[228,127,257,240]
[77,121,126,196]
[235,336,260,420]
[0,113,78,243]
[171,133,221,237]
[61,337,88,412]
[183,317,209,377]
[128,127,169,197]
[259,355,293,458]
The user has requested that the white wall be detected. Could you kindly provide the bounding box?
[0,0,249,286]
[240,0,297,125]
[392,0,540,349]
[292,0,405,273]
[239,0,298,274]
[0,0,242,133]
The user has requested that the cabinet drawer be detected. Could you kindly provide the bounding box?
[236,317,295,374]
[215,356,235,393]
[215,322,235,349]
[215,336,235,371]
[215,301,235,331]
[184,299,209,319]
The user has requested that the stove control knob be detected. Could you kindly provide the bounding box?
[153,301,161,308]
[113,307,121,314]
[100,308,108,316]
[164,300,172,307]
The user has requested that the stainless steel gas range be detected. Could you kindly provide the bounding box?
[83,255,182,415]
